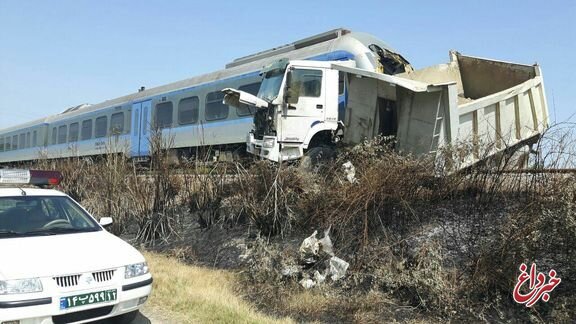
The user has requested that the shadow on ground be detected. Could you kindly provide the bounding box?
[131,311,152,324]
[88,311,151,324]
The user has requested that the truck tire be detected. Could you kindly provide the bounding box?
[300,146,336,171]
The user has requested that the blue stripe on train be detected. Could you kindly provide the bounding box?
[309,50,355,62]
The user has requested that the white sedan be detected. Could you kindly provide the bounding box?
[0,170,152,324]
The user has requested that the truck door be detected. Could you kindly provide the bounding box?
[130,100,152,158]
[280,68,326,143]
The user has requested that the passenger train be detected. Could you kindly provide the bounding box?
[0,29,411,164]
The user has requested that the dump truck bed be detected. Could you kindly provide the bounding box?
[336,51,549,170]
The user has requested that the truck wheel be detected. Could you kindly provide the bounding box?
[111,310,139,324]
[300,146,336,171]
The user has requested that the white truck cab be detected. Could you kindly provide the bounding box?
[0,170,151,324]
[224,59,353,162]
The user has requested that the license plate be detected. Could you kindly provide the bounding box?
[59,289,117,310]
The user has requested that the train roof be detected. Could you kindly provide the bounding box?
[2,29,402,127]
[0,117,48,135]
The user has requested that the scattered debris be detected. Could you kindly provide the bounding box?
[329,256,349,281]
[281,265,300,277]
[299,230,321,264]
[297,229,349,289]
[299,278,316,289]
[299,228,335,264]
[313,270,326,285]
[342,161,357,183]
[318,227,334,257]
[243,229,349,290]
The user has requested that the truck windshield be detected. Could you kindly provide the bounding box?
[0,196,101,238]
[258,67,285,102]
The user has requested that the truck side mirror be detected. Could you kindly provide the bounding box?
[283,70,299,105]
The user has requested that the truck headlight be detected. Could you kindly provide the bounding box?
[263,138,275,148]
[0,278,43,295]
[125,262,149,279]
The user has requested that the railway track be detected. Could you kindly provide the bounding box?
[493,168,576,174]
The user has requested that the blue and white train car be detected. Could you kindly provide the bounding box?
[0,118,50,163]
[0,29,410,163]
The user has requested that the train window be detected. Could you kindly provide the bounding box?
[19,134,25,149]
[143,106,149,135]
[0,137,4,152]
[132,112,138,136]
[95,116,107,138]
[155,102,173,128]
[58,125,67,144]
[110,112,124,134]
[32,131,37,147]
[205,91,228,121]
[51,128,57,145]
[5,137,11,151]
[69,123,79,142]
[178,97,199,125]
[26,132,31,148]
[237,83,261,116]
[12,135,18,150]
[81,120,93,140]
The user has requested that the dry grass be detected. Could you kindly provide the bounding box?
[23,126,576,322]
[284,290,402,322]
[235,133,576,322]
[142,251,293,324]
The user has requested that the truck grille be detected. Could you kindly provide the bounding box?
[53,270,116,287]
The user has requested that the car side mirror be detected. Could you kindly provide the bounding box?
[99,217,113,228]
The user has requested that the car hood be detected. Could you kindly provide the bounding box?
[0,231,144,280]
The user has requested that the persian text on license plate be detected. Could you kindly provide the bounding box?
[59,289,117,309]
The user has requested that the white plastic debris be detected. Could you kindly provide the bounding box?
[299,228,335,264]
[238,243,252,261]
[329,256,349,281]
[299,230,320,264]
[281,265,300,277]
[318,227,334,257]
[297,229,349,287]
[313,271,326,285]
[342,161,357,183]
[299,278,316,289]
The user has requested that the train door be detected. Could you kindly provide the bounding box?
[130,100,152,158]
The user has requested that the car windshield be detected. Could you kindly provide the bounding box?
[0,196,101,238]
[258,66,286,102]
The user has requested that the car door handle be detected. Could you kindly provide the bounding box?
[287,105,297,110]
[316,104,323,109]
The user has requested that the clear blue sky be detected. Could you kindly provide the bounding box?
[0,0,574,130]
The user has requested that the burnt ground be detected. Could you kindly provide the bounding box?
[120,198,575,324]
